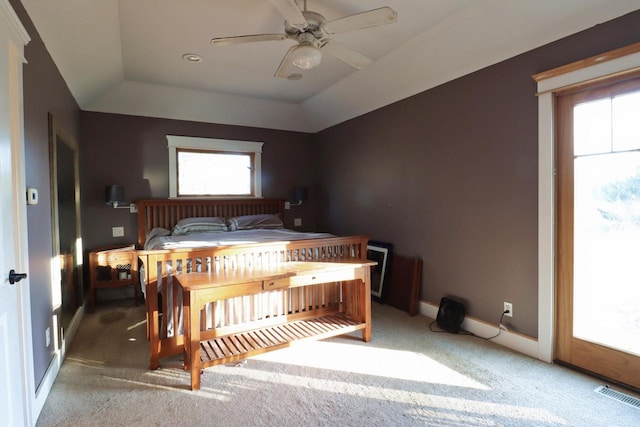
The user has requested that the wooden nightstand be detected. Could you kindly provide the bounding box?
[88,245,140,311]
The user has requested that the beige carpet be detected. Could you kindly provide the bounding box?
[36,300,639,426]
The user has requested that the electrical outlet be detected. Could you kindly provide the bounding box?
[112,226,124,237]
[45,327,51,347]
[504,302,513,317]
[294,218,302,227]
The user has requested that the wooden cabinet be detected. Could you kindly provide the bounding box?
[88,245,139,311]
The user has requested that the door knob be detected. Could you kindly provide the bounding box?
[8,269,27,285]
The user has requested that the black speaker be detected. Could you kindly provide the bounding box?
[436,297,466,333]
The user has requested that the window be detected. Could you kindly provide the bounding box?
[167,136,263,198]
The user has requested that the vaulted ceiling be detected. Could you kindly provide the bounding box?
[22,0,640,132]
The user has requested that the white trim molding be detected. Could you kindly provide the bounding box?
[166,135,264,198]
[33,305,84,419]
[536,45,640,363]
[1,1,33,425]
[419,301,538,358]
[0,0,30,47]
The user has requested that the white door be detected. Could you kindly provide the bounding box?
[0,2,33,425]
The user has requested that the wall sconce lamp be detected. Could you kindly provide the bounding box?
[105,185,137,213]
[290,187,307,207]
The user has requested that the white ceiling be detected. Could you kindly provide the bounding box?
[21,0,640,132]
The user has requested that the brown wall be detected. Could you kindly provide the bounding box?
[11,0,83,388]
[79,112,317,250]
[315,10,640,338]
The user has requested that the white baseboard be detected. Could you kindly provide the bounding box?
[32,304,85,421]
[420,301,539,360]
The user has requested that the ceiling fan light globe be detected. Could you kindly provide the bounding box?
[291,44,322,70]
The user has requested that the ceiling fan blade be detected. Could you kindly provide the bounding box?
[322,7,397,35]
[270,0,307,28]
[321,39,372,70]
[275,46,303,80]
[211,33,288,47]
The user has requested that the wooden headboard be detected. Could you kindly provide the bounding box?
[135,198,285,247]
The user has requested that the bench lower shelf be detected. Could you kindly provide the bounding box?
[199,313,365,367]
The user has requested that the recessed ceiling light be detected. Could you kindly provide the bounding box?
[182,53,202,63]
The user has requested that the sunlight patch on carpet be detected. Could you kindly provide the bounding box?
[102,374,229,400]
[65,357,105,369]
[252,340,490,390]
[126,319,147,331]
[214,366,569,425]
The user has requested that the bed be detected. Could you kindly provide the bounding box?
[135,198,372,375]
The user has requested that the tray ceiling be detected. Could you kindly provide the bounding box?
[21,0,640,132]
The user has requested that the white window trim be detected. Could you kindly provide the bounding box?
[536,49,640,363]
[167,135,263,198]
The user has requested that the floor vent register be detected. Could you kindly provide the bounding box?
[594,385,640,409]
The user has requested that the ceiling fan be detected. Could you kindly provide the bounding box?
[211,0,398,80]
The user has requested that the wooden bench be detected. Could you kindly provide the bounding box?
[176,259,375,390]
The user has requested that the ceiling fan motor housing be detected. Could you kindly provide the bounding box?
[296,31,320,47]
[285,11,326,40]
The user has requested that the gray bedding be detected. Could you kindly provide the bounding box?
[144,228,335,250]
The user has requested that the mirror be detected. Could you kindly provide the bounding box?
[49,113,83,336]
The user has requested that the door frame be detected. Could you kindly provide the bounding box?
[0,0,33,424]
[535,43,640,362]
[554,79,640,390]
